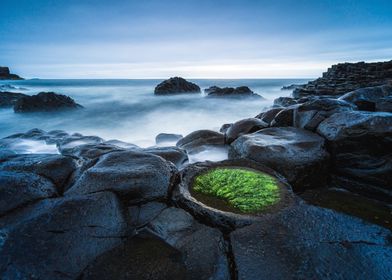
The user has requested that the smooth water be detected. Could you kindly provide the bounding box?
[0,79,307,147]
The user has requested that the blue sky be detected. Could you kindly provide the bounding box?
[1,0,392,78]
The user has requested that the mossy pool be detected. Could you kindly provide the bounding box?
[191,167,281,214]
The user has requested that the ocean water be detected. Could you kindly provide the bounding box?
[0,79,308,148]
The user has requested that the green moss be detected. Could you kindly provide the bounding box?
[192,168,280,213]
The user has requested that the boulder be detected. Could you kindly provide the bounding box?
[176,130,225,154]
[155,133,183,144]
[273,96,297,107]
[0,171,57,216]
[65,150,176,203]
[270,106,296,127]
[339,84,392,111]
[317,111,392,201]
[14,92,83,112]
[0,66,23,80]
[0,192,127,279]
[255,107,283,125]
[154,77,201,95]
[143,146,188,168]
[225,118,268,144]
[231,203,392,280]
[376,97,392,112]
[205,86,262,98]
[281,84,304,90]
[0,91,28,107]
[219,123,232,133]
[229,127,329,191]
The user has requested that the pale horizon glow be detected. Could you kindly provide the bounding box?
[1,0,392,79]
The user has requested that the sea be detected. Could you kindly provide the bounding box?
[0,79,308,150]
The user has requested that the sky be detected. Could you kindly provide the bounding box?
[1,0,392,79]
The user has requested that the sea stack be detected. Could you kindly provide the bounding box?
[154,77,201,95]
[0,66,23,80]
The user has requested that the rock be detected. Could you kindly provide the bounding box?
[154,77,201,95]
[155,133,183,144]
[176,130,225,154]
[173,159,294,232]
[255,108,283,125]
[0,66,23,80]
[270,106,296,127]
[376,97,392,112]
[293,60,392,98]
[273,96,297,107]
[0,91,28,107]
[0,153,77,193]
[225,118,268,144]
[57,135,104,154]
[229,127,329,191]
[0,171,57,216]
[14,92,83,112]
[219,123,232,133]
[144,146,188,168]
[128,202,168,228]
[293,98,356,131]
[281,84,304,90]
[0,192,127,279]
[205,86,263,98]
[231,203,392,280]
[339,84,392,111]
[60,143,124,160]
[148,207,230,280]
[317,111,392,201]
[66,150,176,203]
[104,139,140,149]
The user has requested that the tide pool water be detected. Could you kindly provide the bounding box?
[0,79,308,147]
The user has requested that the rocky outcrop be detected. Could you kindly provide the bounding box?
[205,86,263,98]
[229,127,330,191]
[293,60,392,98]
[176,130,226,154]
[0,66,23,80]
[225,118,268,144]
[154,77,201,95]
[0,91,28,107]
[14,92,83,112]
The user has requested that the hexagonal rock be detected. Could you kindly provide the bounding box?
[317,111,392,201]
[225,118,268,144]
[229,127,329,191]
[176,130,226,154]
[230,204,392,280]
[173,159,295,232]
[0,192,127,279]
[65,150,176,203]
[0,171,57,216]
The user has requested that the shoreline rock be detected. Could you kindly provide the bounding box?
[154,77,201,95]
[0,66,23,80]
[205,85,263,98]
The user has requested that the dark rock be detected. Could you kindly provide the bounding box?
[57,135,104,154]
[281,84,304,90]
[273,96,297,107]
[0,66,23,80]
[205,86,263,98]
[255,107,283,125]
[173,159,294,232]
[293,60,392,98]
[154,77,201,95]
[0,192,127,279]
[229,127,329,191]
[219,123,232,133]
[0,153,77,193]
[14,92,83,112]
[176,130,225,154]
[225,118,268,144]
[128,202,167,228]
[0,91,28,107]
[155,133,183,144]
[293,98,356,131]
[317,111,392,201]
[270,106,296,127]
[104,139,140,149]
[339,84,392,112]
[148,207,230,279]
[376,97,392,112]
[0,171,57,216]
[231,203,392,280]
[143,146,188,168]
[60,143,124,160]
[65,150,176,203]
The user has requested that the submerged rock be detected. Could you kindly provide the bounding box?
[154,77,201,95]
[14,92,83,112]
[0,91,28,107]
[230,127,329,191]
[205,86,263,98]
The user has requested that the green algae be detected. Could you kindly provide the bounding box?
[192,168,280,213]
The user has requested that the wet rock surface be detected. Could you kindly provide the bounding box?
[154,77,201,95]
[205,86,263,98]
[225,118,268,144]
[0,91,28,107]
[176,129,226,155]
[14,92,83,112]
[229,127,329,191]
